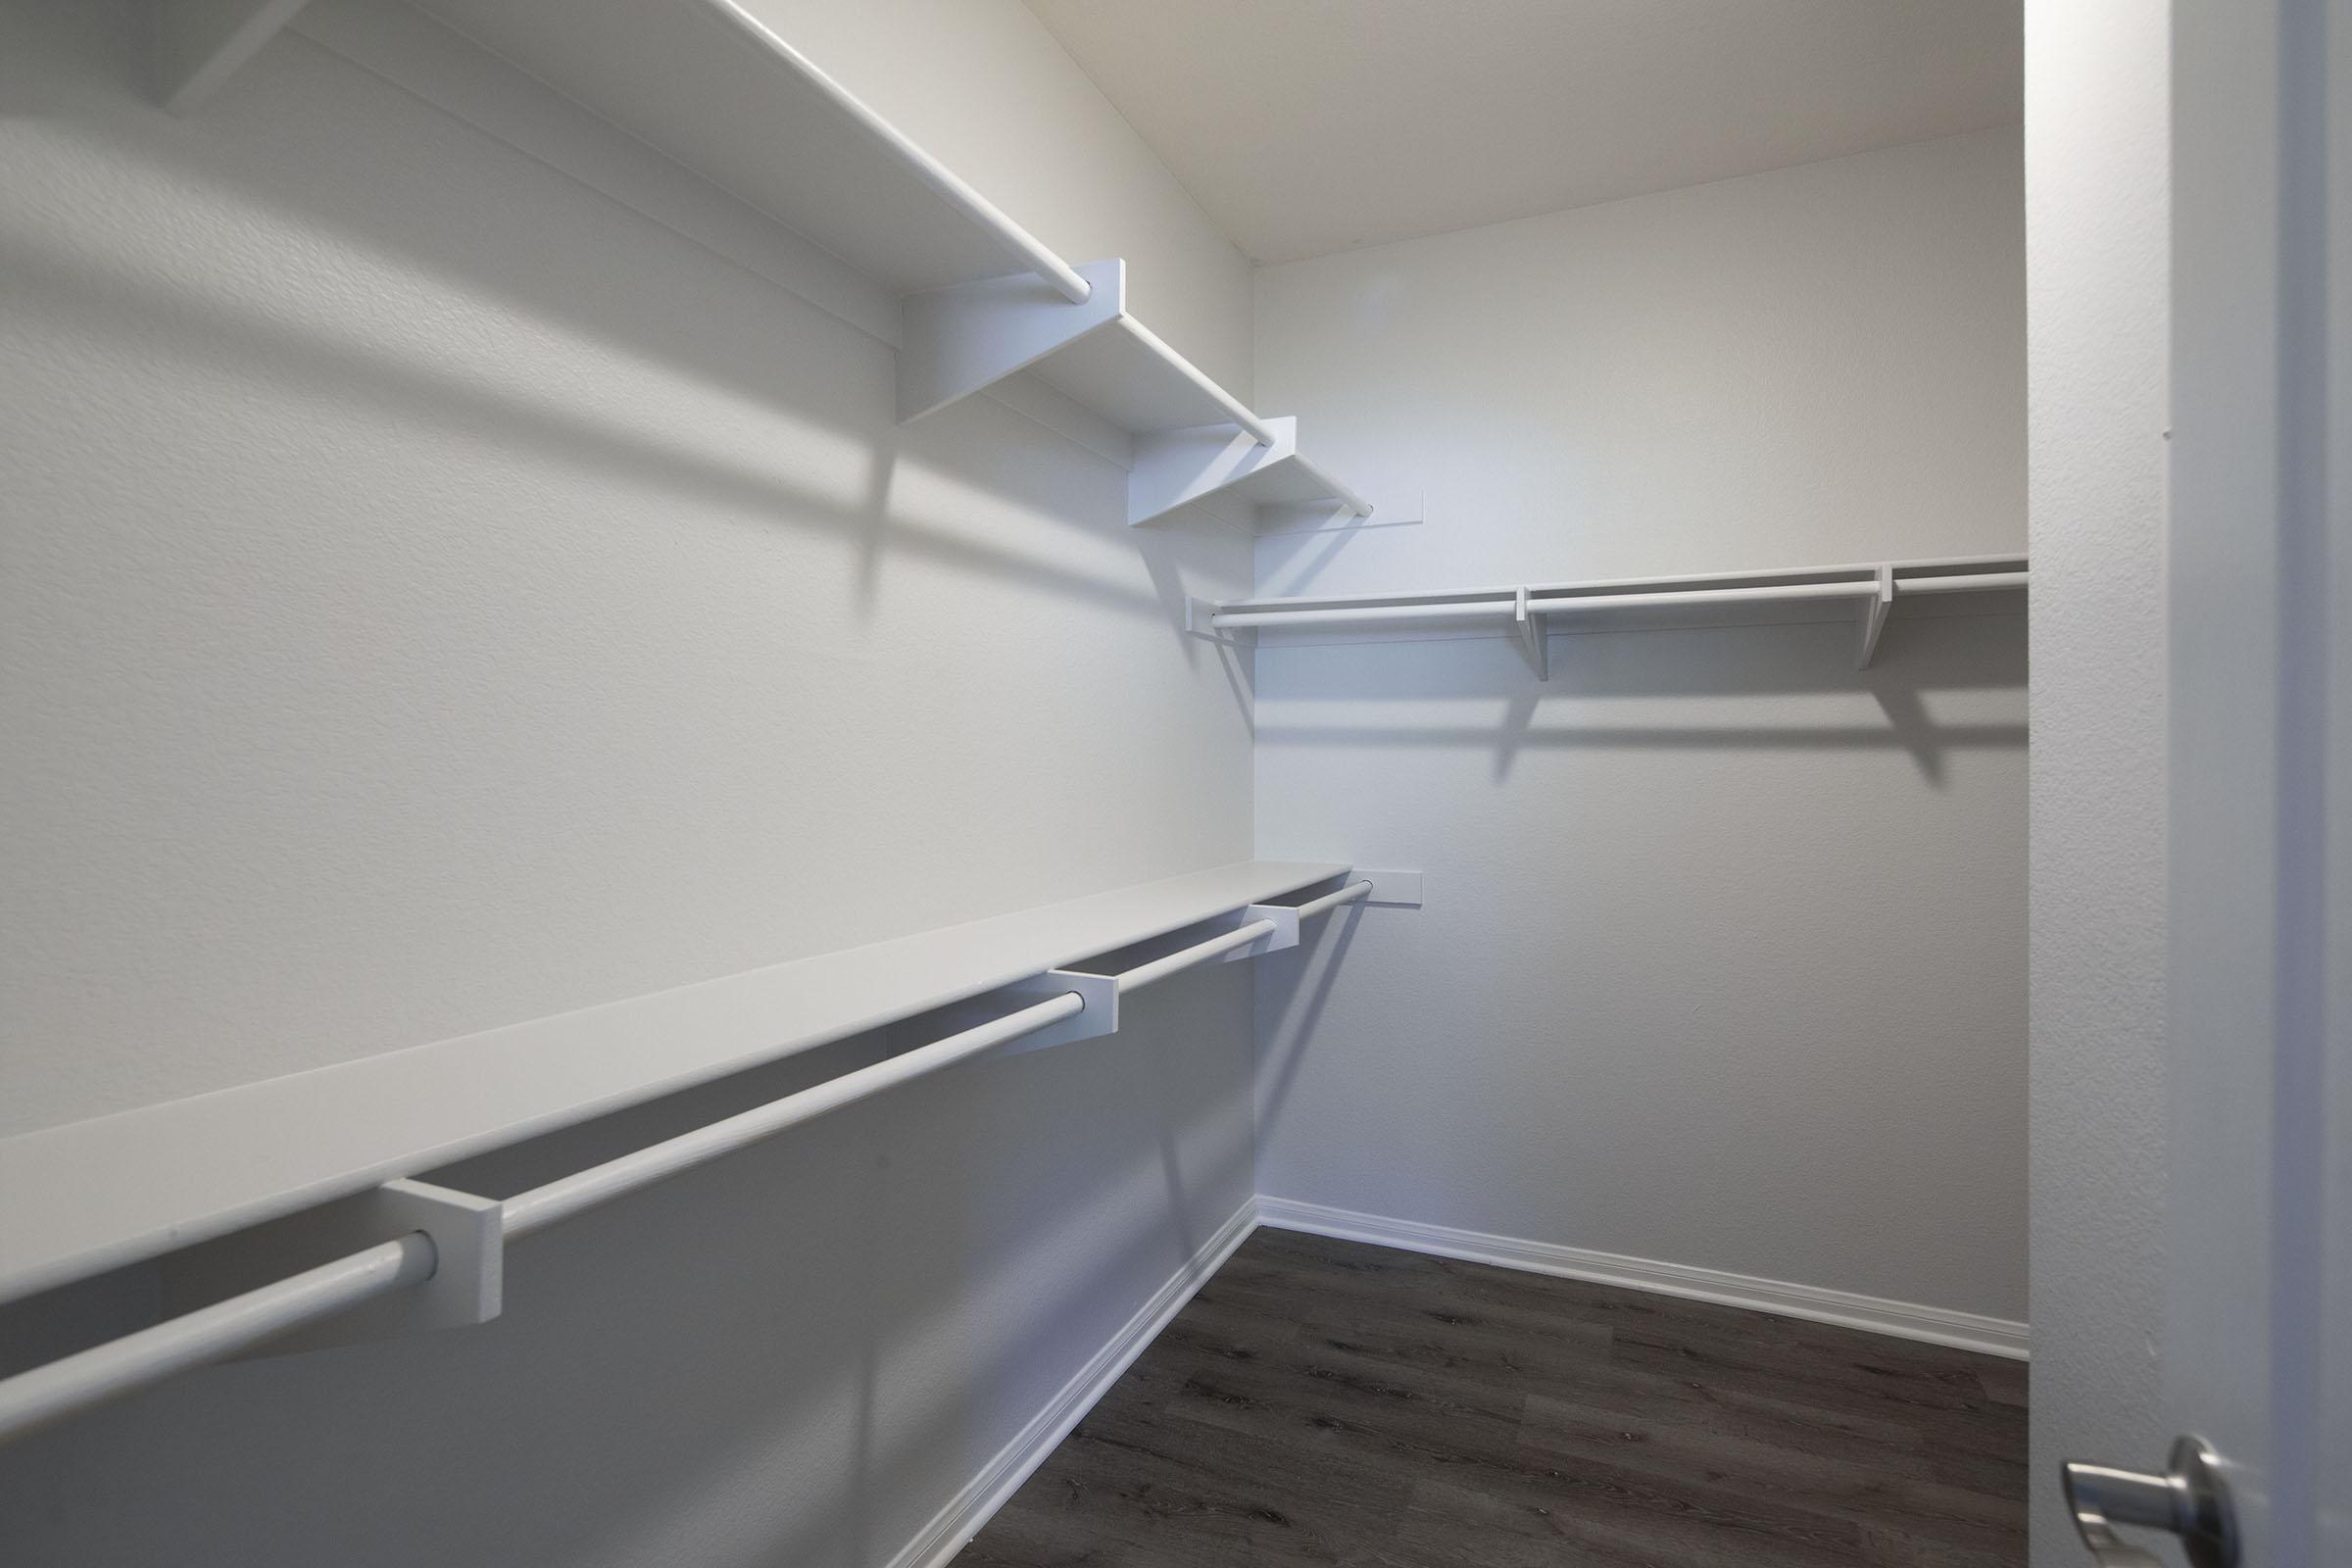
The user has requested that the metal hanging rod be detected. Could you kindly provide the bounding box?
[502,991,1085,1240]
[0,993,1090,1443]
[1107,882,1366,993]
[1213,554,2029,616]
[1295,880,1375,918]
[0,1234,436,1444]
[1113,919,1279,992]
[1115,315,1280,447]
[1204,557,2029,634]
[1210,579,1881,631]
[0,871,1388,1444]
[1897,571,2029,594]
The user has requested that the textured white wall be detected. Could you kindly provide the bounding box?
[1250,130,2031,1320]
[2023,3,2170,1559]
[0,2,1256,1561]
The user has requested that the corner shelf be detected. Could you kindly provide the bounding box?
[166,0,1387,533]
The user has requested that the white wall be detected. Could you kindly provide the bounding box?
[1250,129,2031,1321]
[2023,3,2170,1559]
[0,2,1257,1562]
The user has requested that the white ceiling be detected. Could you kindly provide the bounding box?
[1022,0,2021,266]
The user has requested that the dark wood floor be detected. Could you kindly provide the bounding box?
[959,1228,2027,1567]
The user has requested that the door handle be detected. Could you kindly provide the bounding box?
[2061,1435,2237,1568]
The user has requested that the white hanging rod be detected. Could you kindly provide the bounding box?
[1112,919,1278,992]
[1118,316,1280,447]
[0,993,1087,1442]
[1212,554,2029,616]
[501,990,1084,1240]
[1896,571,2030,594]
[1207,560,2029,632]
[0,873,1386,1441]
[0,1234,436,1444]
[704,1,1092,305]
[511,884,1378,1235]
[1211,579,1880,631]
[1283,450,1378,515]
[1295,880,1375,918]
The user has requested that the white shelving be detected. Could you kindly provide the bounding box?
[1194,555,2028,673]
[0,863,1411,1436]
[165,0,1384,533]
[897,259,1374,529]
[0,861,1378,1311]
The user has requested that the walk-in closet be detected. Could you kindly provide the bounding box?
[4,3,2346,1566]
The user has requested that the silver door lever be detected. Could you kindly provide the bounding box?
[2061,1435,2237,1568]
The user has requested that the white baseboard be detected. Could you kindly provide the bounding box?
[1254,1196,2030,1361]
[884,1198,1260,1568]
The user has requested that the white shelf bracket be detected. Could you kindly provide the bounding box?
[156,0,313,113]
[1514,586,1550,680]
[1130,417,1297,526]
[1856,565,1895,668]
[173,1178,503,1361]
[1230,904,1302,958]
[1185,594,1252,645]
[1129,421,1378,531]
[907,968,1118,1062]
[1354,868,1425,906]
[898,258,1125,425]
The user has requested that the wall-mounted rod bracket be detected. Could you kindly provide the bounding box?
[1114,917,1282,991]
[1855,565,1894,668]
[936,969,1118,1060]
[1350,870,1423,907]
[176,1178,505,1360]
[1513,586,1550,679]
[899,259,1127,425]
[1185,595,1253,645]
[1232,904,1303,956]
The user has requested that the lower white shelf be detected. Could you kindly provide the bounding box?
[0,861,1361,1309]
[0,862,1402,1442]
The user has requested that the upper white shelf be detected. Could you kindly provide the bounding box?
[1196,555,2028,674]
[171,0,1382,531]
[0,860,1348,1306]
[401,0,1076,300]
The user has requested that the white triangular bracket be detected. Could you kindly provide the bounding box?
[1515,586,1550,680]
[899,258,1126,425]
[1855,565,1895,668]
[1128,416,1373,529]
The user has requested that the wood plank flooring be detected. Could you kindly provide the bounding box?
[958,1228,2027,1567]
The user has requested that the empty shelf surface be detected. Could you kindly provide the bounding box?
[274,0,1379,523]
[1028,317,1256,436]
[401,0,1054,297]
[0,860,1347,1304]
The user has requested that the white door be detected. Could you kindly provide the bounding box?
[2065,1,2352,1565]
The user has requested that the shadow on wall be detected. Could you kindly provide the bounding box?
[1250,609,2027,785]
[6,3,1249,645]
[1253,901,1366,1133]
